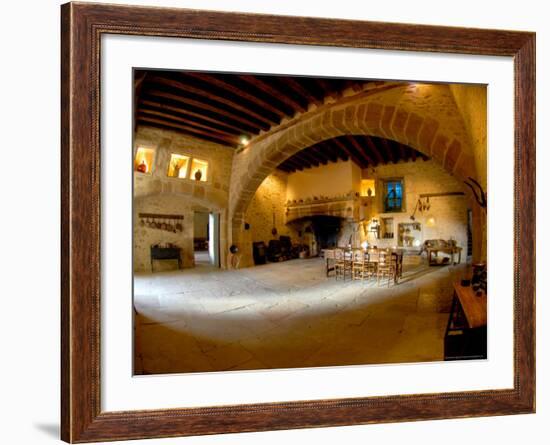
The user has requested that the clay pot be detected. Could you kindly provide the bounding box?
[136,160,147,173]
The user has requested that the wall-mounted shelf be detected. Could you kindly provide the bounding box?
[381,217,394,239]
[398,222,422,247]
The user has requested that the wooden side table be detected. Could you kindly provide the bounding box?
[427,246,462,265]
[150,246,182,272]
[444,282,487,360]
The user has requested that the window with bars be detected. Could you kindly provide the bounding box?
[383,179,404,212]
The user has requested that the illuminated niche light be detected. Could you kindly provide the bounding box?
[167,154,190,178]
[190,158,208,182]
[360,179,375,197]
[134,147,155,173]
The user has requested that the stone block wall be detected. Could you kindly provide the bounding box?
[133,126,234,272]
[246,171,297,242]
[133,126,233,204]
[361,160,470,261]
[134,194,195,272]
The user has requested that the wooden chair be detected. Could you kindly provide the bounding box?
[393,252,404,283]
[335,248,352,280]
[377,250,397,287]
[366,249,379,280]
[323,248,336,277]
[352,249,367,280]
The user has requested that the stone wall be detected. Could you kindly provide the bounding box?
[449,84,487,261]
[449,84,487,189]
[361,160,470,261]
[134,194,195,272]
[133,126,234,271]
[241,171,299,267]
[286,160,361,202]
[134,126,233,204]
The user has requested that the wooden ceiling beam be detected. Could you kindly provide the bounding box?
[280,157,304,171]
[316,141,340,162]
[147,89,265,132]
[139,109,240,138]
[137,115,238,146]
[396,141,407,161]
[284,155,310,170]
[381,138,396,163]
[183,72,288,119]
[134,71,147,132]
[344,79,364,93]
[295,149,320,167]
[332,138,368,168]
[365,136,386,165]
[348,136,375,166]
[137,120,236,147]
[289,151,316,169]
[149,75,277,127]
[280,77,322,107]
[314,78,340,100]
[277,164,294,173]
[239,75,306,113]
[140,99,246,135]
[308,145,331,165]
[134,71,147,89]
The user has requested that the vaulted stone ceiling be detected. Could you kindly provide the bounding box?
[134,70,429,171]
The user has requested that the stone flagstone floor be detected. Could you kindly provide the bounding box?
[134,257,466,375]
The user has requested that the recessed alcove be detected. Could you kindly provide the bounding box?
[167,153,190,178]
[190,158,208,182]
[134,147,155,174]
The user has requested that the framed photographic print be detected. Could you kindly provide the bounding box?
[61,2,535,442]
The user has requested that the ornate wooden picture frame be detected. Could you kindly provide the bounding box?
[61,2,535,442]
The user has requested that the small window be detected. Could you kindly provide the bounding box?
[383,179,404,212]
[167,154,190,178]
[190,158,208,182]
[134,147,155,174]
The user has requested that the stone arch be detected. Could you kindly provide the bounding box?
[229,84,479,247]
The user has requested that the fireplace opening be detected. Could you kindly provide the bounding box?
[310,216,343,250]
